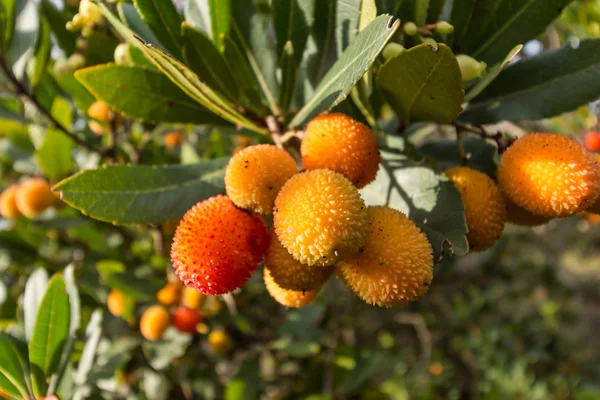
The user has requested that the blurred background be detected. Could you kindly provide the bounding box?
[2,0,600,399]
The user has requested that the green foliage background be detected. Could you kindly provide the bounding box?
[1,0,600,399]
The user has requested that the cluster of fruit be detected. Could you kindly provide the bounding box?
[66,0,103,36]
[171,113,435,308]
[107,283,233,354]
[0,178,63,220]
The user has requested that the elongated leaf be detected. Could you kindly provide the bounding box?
[40,0,76,55]
[465,44,522,102]
[0,0,17,52]
[23,268,49,343]
[224,356,259,400]
[461,39,600,124]
[184,0,211,36]
[133,0,183,59]
[273,0,312,63]
[0,333,30,399]
[182,23,239,102]
[449,0,476,48]
[136,38,268,134]
[209,0,230,49]
[117,3,161,47]
[279,42,299,115]
[54,74,95,112]
[414,0,430,26]
[359,0,377,31]
[361,148,469,259]
[29,274,70,397]
[74,309,103,385]
[9,0,38,80]
[75,64,226,125]
[459,0,573,64]
[336,0,362,55]
[290,15,399,127]
[377,43,464,124]
[36,97,75,181]
[54,159,229,225]
[30,17,51,89]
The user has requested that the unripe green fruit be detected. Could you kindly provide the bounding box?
[81,26,93,38]
[436,21,454,34]
[114,43,130,66]
[68,53,86,70]
[382,43,405,60]
[75,37,87,51]
[65,21,75,32]
[403,22,418,36]
[456,54,487,81]
[79,0,102,24]
[53,59,71,76]
[72,13,85,29]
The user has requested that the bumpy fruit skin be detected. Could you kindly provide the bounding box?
[164,131,184,148]
[15,178,55,218]
[274,169,368,266]
[585,131,600,151]
[107,289,125,317]
[140,305,171,341]
[171,195,269,295]
[225,145,298,214]
[172,307,202,334]
[337,206,433,307]
[505,196,551,227]
[208,329,233,355]
[157,283,181,306]
[265,230,334,291]
[498,133,600,217]
[446,167,507,251]
[87,100,112,135]
[264,267,320,308]
[0,184,22,219]
[181,286,206,309]
[302,113,380,188]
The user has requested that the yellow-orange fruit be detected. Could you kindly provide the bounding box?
[498,133,600,217]
[265,230,333,291]
[140,305,171,341]
[0,184,22,219]
[274,169,368,266]
[208,329,233,355]
[171,195,269,295]
[445,167,506,251]
[302,113,380,188]
[87,100,112,135]
[107,289,125,317]
[15,178,55,218]
[181,286,206,309]
[505,196,551,227]
[164,131,184,148]
[156,283,181,306]
[225,145,298,214]
[337,206,433,307]
[584,154,600,214]
[264,267,320,308]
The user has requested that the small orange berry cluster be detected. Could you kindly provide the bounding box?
[0,177,64,220]
[171,113,436,308]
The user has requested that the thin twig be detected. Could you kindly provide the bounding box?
[0,56,101,153]
[266,115,285,150]
[221,293,238,316]
[453,121,514,153]
[456,129,468,165]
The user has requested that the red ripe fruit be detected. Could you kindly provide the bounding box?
[172,306,202,334]
[171,195,269,295]
[584,131,600,151]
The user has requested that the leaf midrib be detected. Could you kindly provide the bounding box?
[404,49,446,121]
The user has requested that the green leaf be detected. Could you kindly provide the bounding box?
[182,23,239,103]
[29,274,71,398]
[73,309,102,385]
[414,0,430,26]
[84,30,120,66]
[279,42,299,115]
[117,3,161,47]
[419,136,498,176]
[133,0,183,59]
[23,268,49,343]
[54,159,229,225]
[0,230,38,264]
[377,43,464,124]
[461,39,600,124]
[30,17,52,89]
[224,355,259,400]
[35,97,76,181]
[335,0,362,55]
[40,0,77,55]
[290,15,399,127]
[0,103,27,122]
[0,0,17,53]
[449,0,476,48]
[54,74,95,113]
[458,0,573,64]
[135,37,269,134]
[184,0,211,36]
[8,0,39,80]
[427,0,446,23]
[273,0,312,63]
[75,64,226,125]
[360,148,469,260]
[97,260,162,300]
[208,0,230,49]
[358,0,377,31]
[0,332,30,399]
[465,44,522,102]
